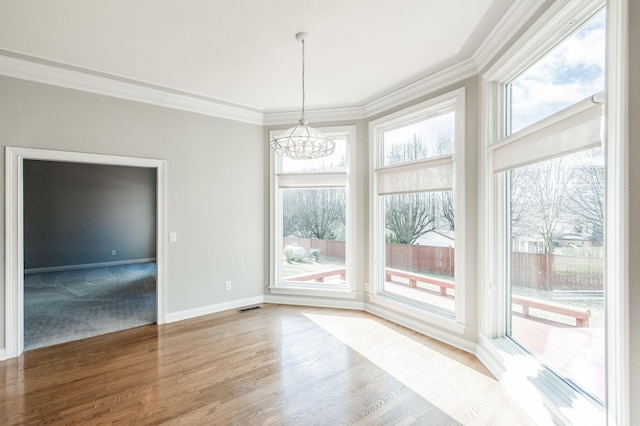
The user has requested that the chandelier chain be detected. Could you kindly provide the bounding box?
[301,37,305,123]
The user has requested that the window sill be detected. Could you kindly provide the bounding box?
[366,292,466,336]
[268,286,357,299]
[476,335,605,425]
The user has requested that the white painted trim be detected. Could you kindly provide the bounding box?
[479,0,612,422]
[475,336,555,425]
[472,0,546,72]
[364,301,473,354]
[270,125,357,294]
[368,88,467,328]
[0,52,263,126]
[368,89,459,129]
[156,161,167,326]
[4,147,167,359]
[263,295,364,311]
[24,258,157,275]
[476,336,605,425]
[363,59,476,119]
[0,348,5,361]
[605,0,630,424]
[165,296,265,323]
[484,0,606,83]
[268,287,357,299]
[263,106,365,126]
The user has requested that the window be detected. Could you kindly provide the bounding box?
[483,3,606,422]
[508,148,605,401]
[270,126,355,296]
[370,90,465,323]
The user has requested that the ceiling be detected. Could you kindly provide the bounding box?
[0,0,514,113]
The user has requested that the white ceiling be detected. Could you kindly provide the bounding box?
[0,0,514,113]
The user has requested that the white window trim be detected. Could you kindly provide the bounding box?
[268,125,357,298]
[367,88,466,330]
[477,0,629,424]
[603,0,629,424]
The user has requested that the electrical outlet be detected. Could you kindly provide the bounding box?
[225,281,232,290]
[111,250,116,256]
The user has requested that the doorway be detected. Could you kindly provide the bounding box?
[5,147,166,358]
[23,160,158,350]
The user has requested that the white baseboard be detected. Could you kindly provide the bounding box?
[0,348,6,361]
[24,258,157,274]
[166,296,265,323]
[264,294,364,310]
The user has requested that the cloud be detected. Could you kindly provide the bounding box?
[509,10,605,133]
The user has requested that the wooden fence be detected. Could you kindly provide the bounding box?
[385,244,454,278]
[282,238,603,291]
[510,252,603,290]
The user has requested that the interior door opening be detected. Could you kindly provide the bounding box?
[5,147,166,358]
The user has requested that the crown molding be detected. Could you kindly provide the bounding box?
[472,0,546,73]
[0,0,542,128]
[264,58,478,126]
[0,52,264,126]
[263,106,365,126]
[362,58,477,119]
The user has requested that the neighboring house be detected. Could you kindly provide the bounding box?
[415,230,455,248]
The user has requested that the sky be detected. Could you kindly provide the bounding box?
[508,8,606,133]
[382,111,455,166]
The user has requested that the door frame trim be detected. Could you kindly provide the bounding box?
[5,147,167,358]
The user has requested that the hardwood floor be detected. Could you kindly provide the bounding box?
[0,304,534,425]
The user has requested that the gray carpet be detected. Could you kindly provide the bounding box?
[24,262,157,351]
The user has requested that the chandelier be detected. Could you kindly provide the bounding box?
[270,32,335,160]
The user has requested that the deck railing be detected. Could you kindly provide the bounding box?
[285,267,593,328]
[284,268,346,283]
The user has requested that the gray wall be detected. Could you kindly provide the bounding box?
[628,0,639,422]
[0,75,266,349]
[23,160,157,270]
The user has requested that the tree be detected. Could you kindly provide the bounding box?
[510,159,574,253]
[385,193,438,244]
[383,131,455,243]
[567,148,604,243]
[438,191,455,231]
[283,188,345,240]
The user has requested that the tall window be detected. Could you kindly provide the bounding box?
[370,90,464,320]
[487,6,606,411]
[270,126,355,294]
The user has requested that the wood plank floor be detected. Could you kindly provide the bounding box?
[0,304,535,425]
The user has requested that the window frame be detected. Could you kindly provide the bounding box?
[269,125,357,298]
[368,88,466,331]
[479,0,613,423]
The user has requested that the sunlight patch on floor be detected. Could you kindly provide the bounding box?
[303,312,531,425]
